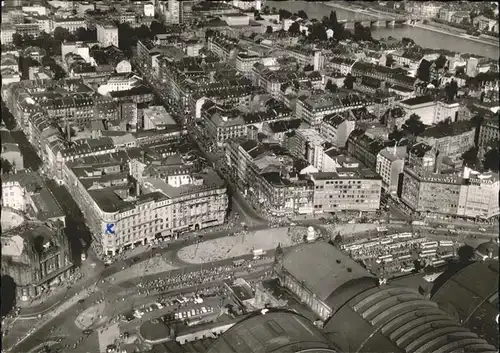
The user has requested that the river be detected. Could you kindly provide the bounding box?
[266,1,500,59]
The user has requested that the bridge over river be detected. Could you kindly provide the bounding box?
[338,12,421,29]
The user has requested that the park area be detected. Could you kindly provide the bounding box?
[177,227,308,264]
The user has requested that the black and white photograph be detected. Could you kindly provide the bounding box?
[0,1,498,353]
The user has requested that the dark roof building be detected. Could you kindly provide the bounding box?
[430,260,499,348]
[206,310,340,353]
[270,241,497,353]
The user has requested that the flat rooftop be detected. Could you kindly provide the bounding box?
[282,242,375,301]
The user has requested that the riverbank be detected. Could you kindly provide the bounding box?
[321,1,498,47]
[412,22,499,47]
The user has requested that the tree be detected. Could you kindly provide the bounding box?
[325,80,338,93]
[303,64,314,72]
[310,22,327,41]
[388,126,404,141]
[417,59,432,82]
[12,33,23,48]
[461,147,478,168]
[402,114,426,136]
[454,66,466,76]
[266,25,273,34]
[150,21,167,37]
[75,27,96,42]
[343,73,355,89]
[385,54,395,67]
[445,80,458,101]
[279,9,292,21]
[1,159,13,174]
[297,10,308,19]
[434,54,447,70]
[288,21,300,35]
[354,23,372,41]
[483,147,499,172]
[329,10,338,27]
[333,234,343,246]
[53,27,72,42]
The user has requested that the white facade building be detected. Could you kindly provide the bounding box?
[96,22,119,47]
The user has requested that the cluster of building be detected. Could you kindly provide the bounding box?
[1,0,157,44]
[1,0,499,305]
[142,239,499,352]
[1,171,73,300]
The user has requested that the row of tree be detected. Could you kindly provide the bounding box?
[282,9,374,42]
[12,27,96,56]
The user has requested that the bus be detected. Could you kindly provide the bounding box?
[380,238,392,245]
[439,241,454,247]
[421,241,438,249]
[401,266,415,273]
[421,249,437,255]
[363,241,380,248]
[420,252,436,258]
[377,227,388,233]
[344,244,362,251]
[431,259,446,267]
[398,232,413,239]
[377,255,394,263]
[398,254,412,261]
[441,253,454,259]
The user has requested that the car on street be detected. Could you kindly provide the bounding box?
[132,257,140,263]
[83,329,92,335]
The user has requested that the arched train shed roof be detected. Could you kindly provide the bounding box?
[206,309,340,353]
[324,284,497,353]
[431,260,499,348]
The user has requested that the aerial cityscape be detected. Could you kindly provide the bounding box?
[0,1,498,353]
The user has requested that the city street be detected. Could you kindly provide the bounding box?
[7,258,270,353]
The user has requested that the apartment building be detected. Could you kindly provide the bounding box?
[417,120,475,160]
[15,23,41,37]
[397,95,460,127]
[401,166,499,220]
[296,92,365,126]
[236,53,261,73]
[202,101,293,147]
[376,146,406,195]
[346,129,389,170]
[53,17,87,32]
[326,57,357,76]
[2,172,65,225]
[1,25,16,44]
[63,151,227,256]
[207,35,240,62]
[252,63,310,99]
[478,117,499,149]
[320,113,356,148]
[351,62,417,90]
[289,129,337,172]
[225,139,315,216]
[311,169,382,213]
[472,15,498,32]
[96,22,118,47]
